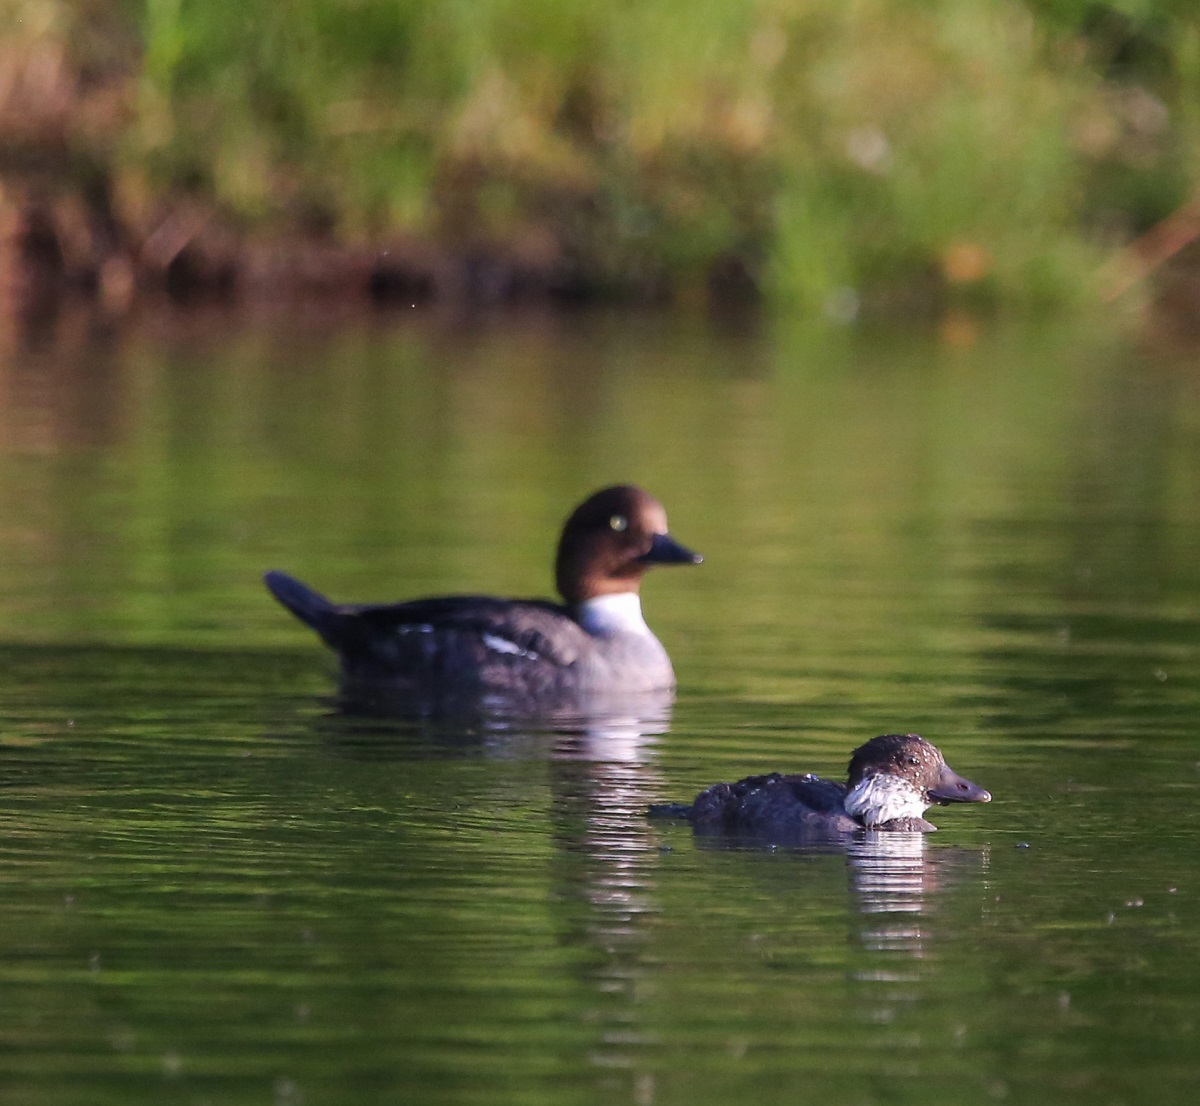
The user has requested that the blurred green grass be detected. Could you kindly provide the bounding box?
[3,0,1199,310]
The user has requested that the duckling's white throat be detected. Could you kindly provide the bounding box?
[575,592,651,637]
[844,774,930,828]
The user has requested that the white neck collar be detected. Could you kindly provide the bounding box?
[575,592,649,637]
[843,774,929,828]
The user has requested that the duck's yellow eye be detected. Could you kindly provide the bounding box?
[609,515,628,532]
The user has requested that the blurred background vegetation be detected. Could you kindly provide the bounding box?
[2,0,1199,312]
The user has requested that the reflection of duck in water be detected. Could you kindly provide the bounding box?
[847,831,934,915]
[263,485,701,711]
[661,734,991,843]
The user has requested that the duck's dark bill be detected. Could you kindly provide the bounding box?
[640,532,703,565]
[930,765,992,805]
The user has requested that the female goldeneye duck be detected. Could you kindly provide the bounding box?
[680,734,991,839]
[264,484,701,704]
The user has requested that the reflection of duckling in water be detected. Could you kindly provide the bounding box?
[657,734,991,843]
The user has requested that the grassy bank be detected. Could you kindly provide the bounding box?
[2,0,1199,314]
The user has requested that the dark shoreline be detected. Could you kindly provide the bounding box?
[3,176,1199,336]
[1,184,767,320]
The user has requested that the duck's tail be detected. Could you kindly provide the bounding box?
[263,570,340,640]
[647,802,694,821]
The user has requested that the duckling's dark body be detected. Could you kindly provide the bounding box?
[689,771,865,837]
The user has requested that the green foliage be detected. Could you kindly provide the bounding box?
[8,0,1200,308]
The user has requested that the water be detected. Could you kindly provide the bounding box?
[1,306,1199,1104]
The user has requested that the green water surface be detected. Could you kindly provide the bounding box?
[0,308,1198,1105]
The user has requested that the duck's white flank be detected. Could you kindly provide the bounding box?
[481,633,541,660]
[843,774,930,828]
[575,592,652,637]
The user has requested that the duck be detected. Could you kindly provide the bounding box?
[264,484,701,707]
[673,734,990,840]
